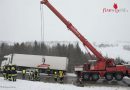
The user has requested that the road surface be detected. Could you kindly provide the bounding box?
[0,72,130,87]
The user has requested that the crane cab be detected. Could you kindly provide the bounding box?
[83,60,96,71]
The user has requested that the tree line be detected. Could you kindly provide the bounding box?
[0,41,125,72]
[0,41,91,72]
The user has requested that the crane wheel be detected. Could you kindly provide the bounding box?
[92,73,99,81]
[83,73,90,81]
[105,73,113,81]
[114,73,124,81]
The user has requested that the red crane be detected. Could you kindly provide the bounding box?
[40,0,130,81]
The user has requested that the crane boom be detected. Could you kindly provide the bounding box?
[40,0,130,81]
[40,0,105,61]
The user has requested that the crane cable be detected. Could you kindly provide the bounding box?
[40,3,45,63]
[84,44,93,60]
[40,3,44,44]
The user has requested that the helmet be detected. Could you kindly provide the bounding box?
[59,70,63,73]
[11,67,15,70]
[54,71,57,74]
[36,69,39,72]
[7,67,10,70]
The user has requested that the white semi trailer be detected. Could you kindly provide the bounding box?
[1,54,68,72]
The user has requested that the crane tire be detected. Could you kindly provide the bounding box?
[114,73,124,81]
[83,73,90,81]
[92,73,99,81]
[105,73,113,81]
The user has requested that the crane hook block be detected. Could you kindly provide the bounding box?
[41,0,48,4]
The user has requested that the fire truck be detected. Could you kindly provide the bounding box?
[40,0,130,81]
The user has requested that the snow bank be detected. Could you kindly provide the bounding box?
[0,77,129,90]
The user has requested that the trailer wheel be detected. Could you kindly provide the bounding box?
[92,73,99,81]
[83,73,90,81]
[114,73,123,81]
[105,73,113,81]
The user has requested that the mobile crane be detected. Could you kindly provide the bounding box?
[40,0,130,81]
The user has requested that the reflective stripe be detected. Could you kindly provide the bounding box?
[59,72,63,77]
[54,75,57,78]
[8,74,12,76]
[22,70,26,74]
[12,74,17,76]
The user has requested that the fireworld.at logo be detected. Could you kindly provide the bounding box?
[103,3,128,13]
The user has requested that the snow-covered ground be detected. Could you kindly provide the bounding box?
[0,77,129,90]
[67,73,77,77]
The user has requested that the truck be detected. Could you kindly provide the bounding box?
[1,54,68,73]
[40,0,130,81]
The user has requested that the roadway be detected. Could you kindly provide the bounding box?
[0,72,130,87]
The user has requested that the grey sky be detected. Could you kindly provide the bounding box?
[0,0,130,43]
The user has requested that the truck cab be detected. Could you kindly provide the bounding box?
[1,55,12,67]
[83,60,97,71]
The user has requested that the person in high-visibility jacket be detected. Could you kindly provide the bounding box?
[2,66,7,80]
[11,66,17,81]
[22,69,26,79]
[5,65,8,80]
[34,69,40,81]
[54,71,58,82]
[7,66,12,81]
[47,67,50,76]
[59,71,64,83]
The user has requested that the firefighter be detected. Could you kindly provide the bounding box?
[5,65,8,80]
[7,66,12,81]
[28,70,31,80]
[34,69,37,80]
[29,70,34,81]
[11,66,17,81]
[22,69,26,79]
[33,70,36,81]
[54,71,58,82]
[31,70,35,81]
[2,66,7,80]
[36,69,40,81]
[76,73,84,87]
[34,69,40,81]
[59,70,64,83]
[47,67,50,76]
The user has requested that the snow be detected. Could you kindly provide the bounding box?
[79,41,130,62]
[67,73,77,77]
[0,77,129,90]
[96,42,130,62]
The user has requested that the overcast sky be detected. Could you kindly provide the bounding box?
[0,0,130,43]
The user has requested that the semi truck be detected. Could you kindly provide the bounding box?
[40,0,130,81]
[1,54,68,73]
